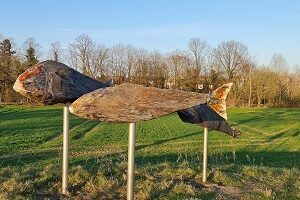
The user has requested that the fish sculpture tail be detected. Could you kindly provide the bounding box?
[208,83,233,120]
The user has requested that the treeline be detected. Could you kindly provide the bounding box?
[1,33,300,107]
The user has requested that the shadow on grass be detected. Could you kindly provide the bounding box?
[292,131,300,137]
[233,116,264,125]
[43,131,63,142]
[1,126,299,173]
[136,150,300,171]
[231,109,298,126]
[70,148,300,176]
[0,150,59,167]
[73,121,100,140]
[66,125,300,173]
[0,108,17,115]
[41,120,98,142]
[267,131,286,141]
[1,109,62,121]
[231,150,300,168]
[136,131,200,150]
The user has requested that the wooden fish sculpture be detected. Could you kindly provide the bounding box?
[69,83,241,137]
[13,60,109,105]
[13,60,240,137]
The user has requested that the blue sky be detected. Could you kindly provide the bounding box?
[1,0,300,68]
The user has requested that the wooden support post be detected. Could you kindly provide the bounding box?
[127,123,136,200]
[62,104,70,194]
[202,127,208,183]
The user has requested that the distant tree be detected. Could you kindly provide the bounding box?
[132,49,150,85]
[180,67,201,91]
[148,51,168,88]
[253,67,279,106]
[23,37,39,67]
[68,34,110,80]
[287,65,300,105]
[204,68,224,92]
[269,54,289,105]
[0,38,19,102]
[50,41,63,61]
[109,44,127,84]
[245,59,256,107]
[25,46,38,67]
[167,51,191,89]
[213,40,249,81]
[0,38,16,64]
[124,45,137,82]
[201,51,223,91]
[90,44,109,79]
[188,38,208,75]
[269,54,288,75]
[67,34,95,75]
[233,57,257,107]
[0,32,299,107]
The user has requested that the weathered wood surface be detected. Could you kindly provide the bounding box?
[13,60,108,105]
[69,83,209,122]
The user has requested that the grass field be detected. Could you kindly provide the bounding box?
[1,105,300,199]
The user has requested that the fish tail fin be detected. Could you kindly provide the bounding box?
[208,83,233,120]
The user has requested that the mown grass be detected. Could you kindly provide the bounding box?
[0,105,300,199]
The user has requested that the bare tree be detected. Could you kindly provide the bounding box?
[67,34,95,75]
[132,49,149,85]
[90,44,109,78]
[167,51,191,89]
[148,51,168,88]
[269,53,288,75]
[109,44,127,84]
[124,45,137,82]
[269,53,289,105]
[50,42,63,61]
[213,40,249,81]
[241,58,256,107]
[288,65,300,103]
[253,67,279,106]
[188,38,209,75]
[67,34,112,79]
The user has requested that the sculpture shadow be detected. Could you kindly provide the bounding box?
[230,109,292,124]
[73,121,101,140]
[1,109,62,121]
[0,108,17,115]
[69,149,300,178]
[70,131,200,173]
[134,150,300,169]
[292,131,300,137]
[267,131,286,141]
[0,150,59,168]
[0,109,63,132]
[136,131,200,151]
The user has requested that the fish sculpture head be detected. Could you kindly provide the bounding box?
[13,62,51,103]
[13,60,108,105]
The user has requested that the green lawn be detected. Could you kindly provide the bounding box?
[0,105,300,199]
